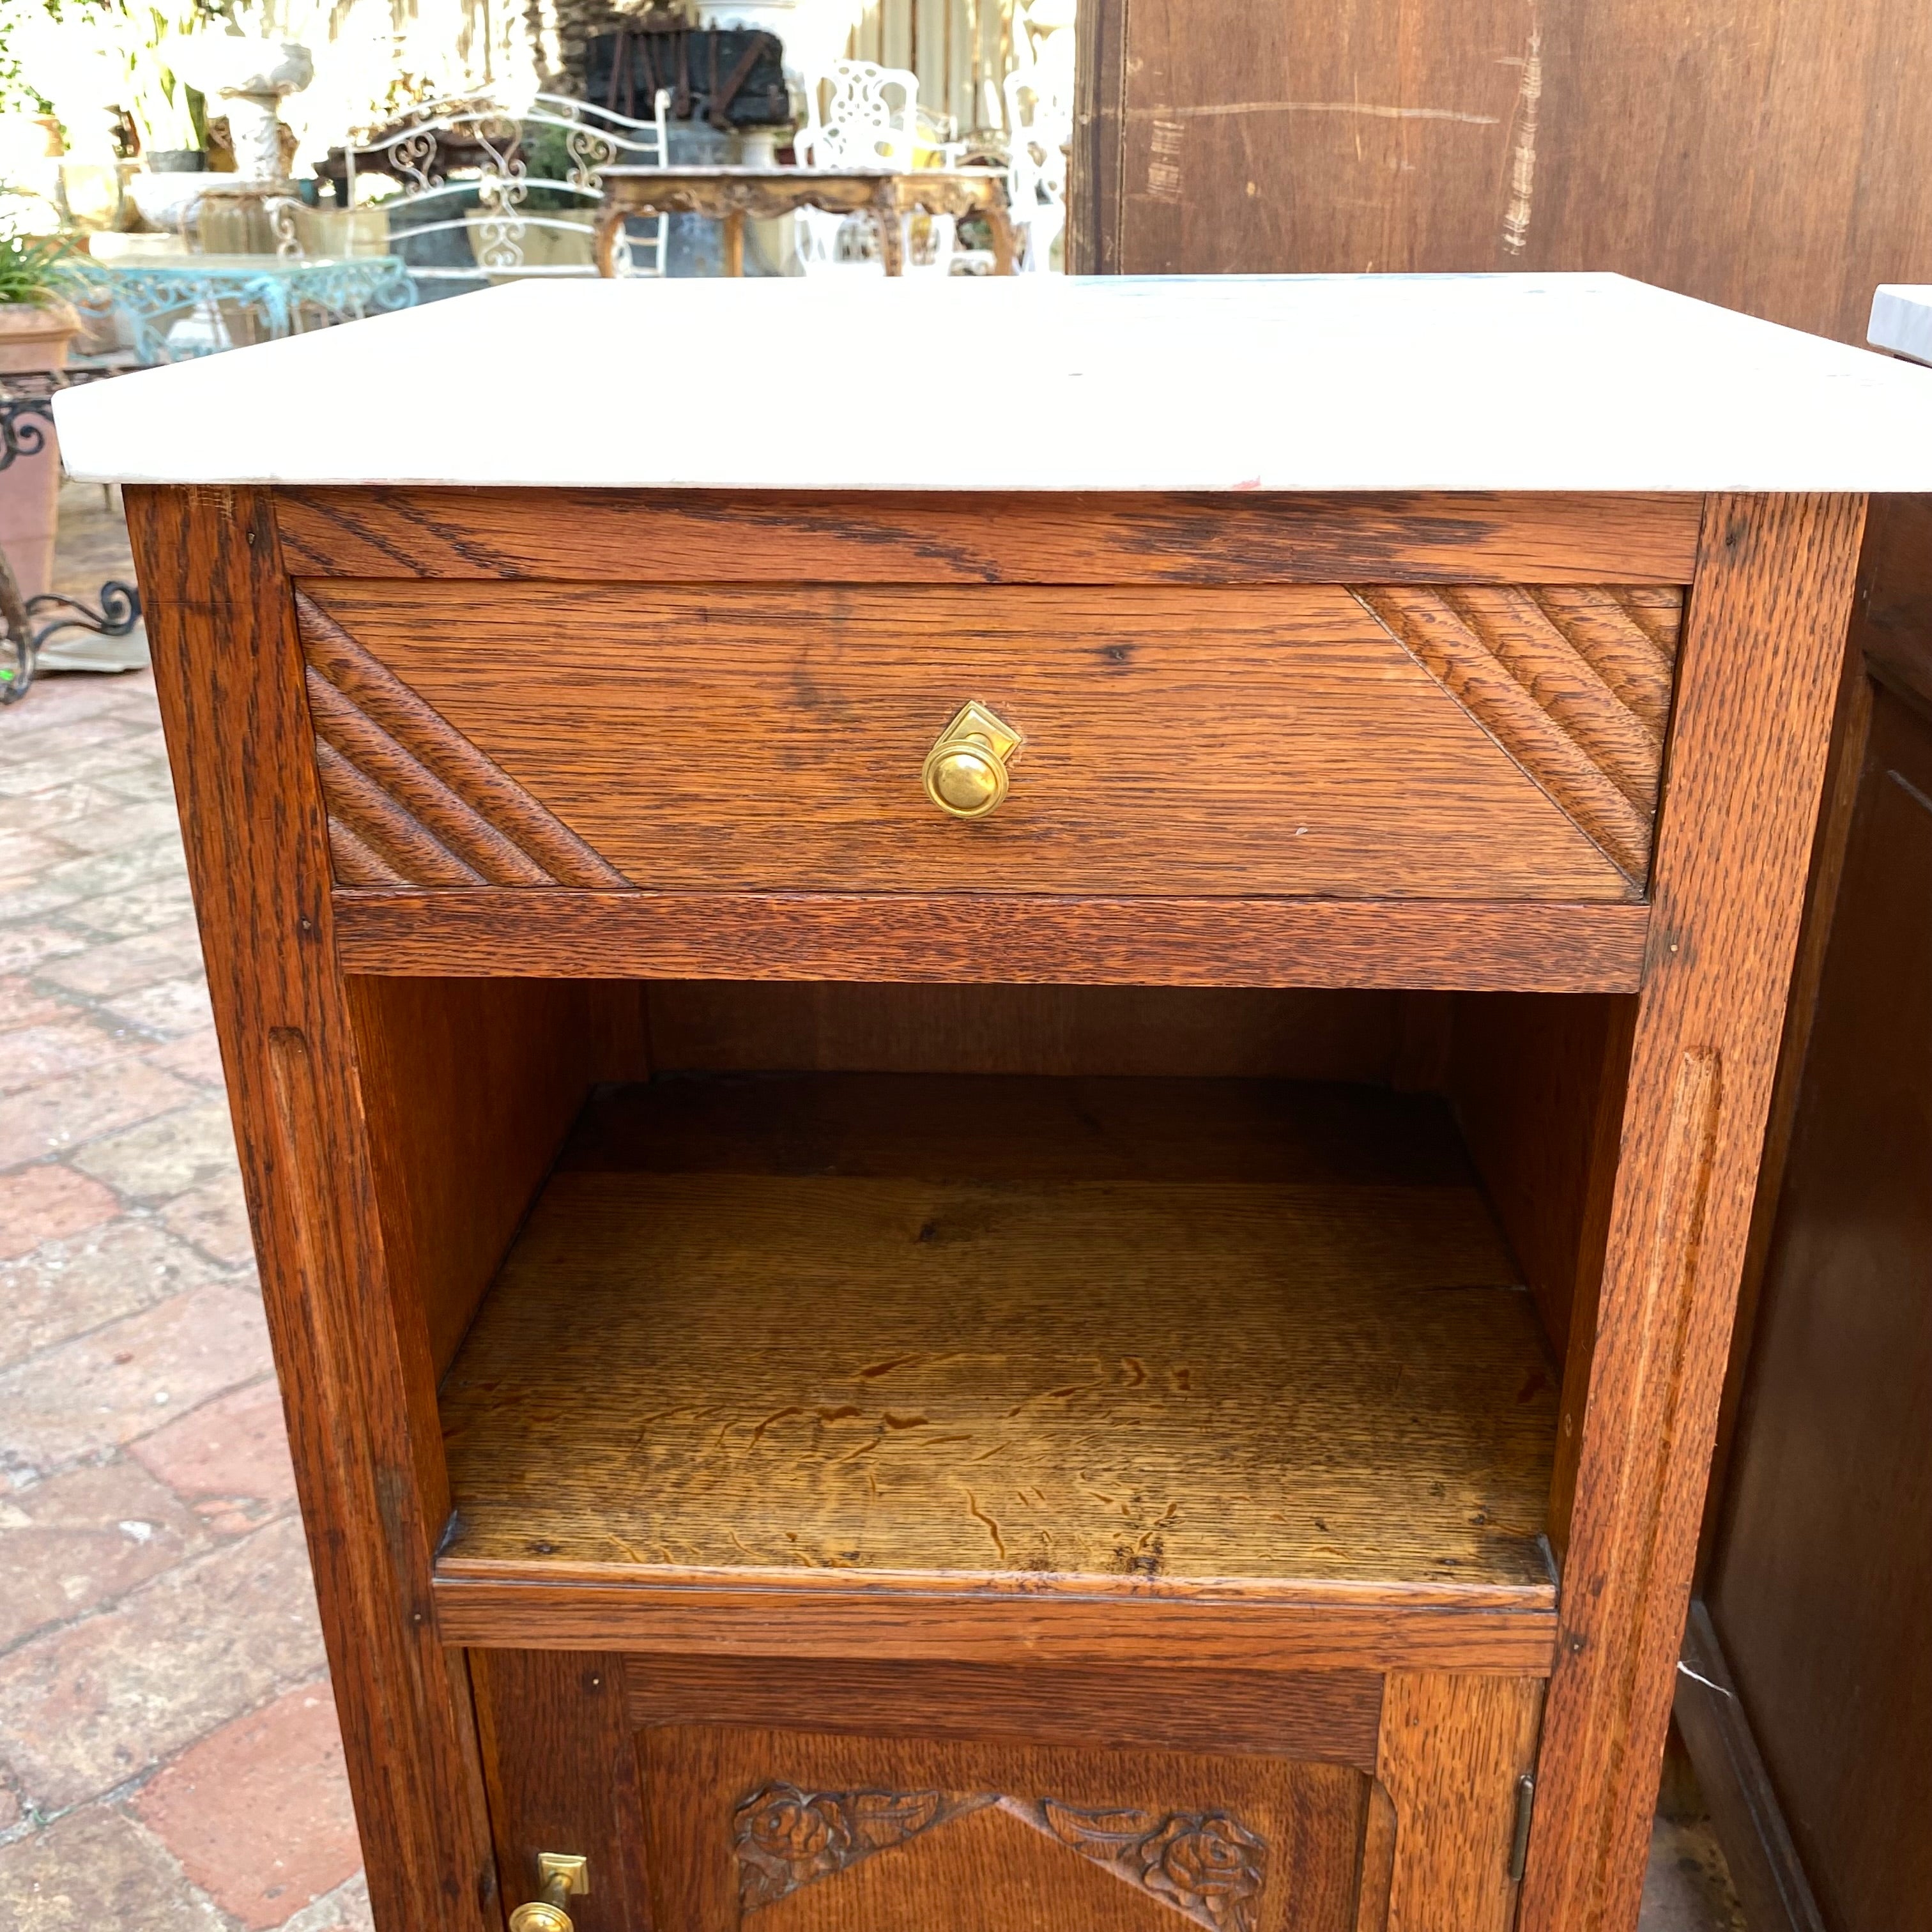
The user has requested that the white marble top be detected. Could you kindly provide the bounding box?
[1869,284,1932,367]
[54,272,1932,492]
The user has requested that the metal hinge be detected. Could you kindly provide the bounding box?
[1508,1773,1537,1883]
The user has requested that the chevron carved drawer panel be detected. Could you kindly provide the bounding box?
[296,580,1683,901]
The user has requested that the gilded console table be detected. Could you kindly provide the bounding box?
[56,273,1932,1932]
[590,164,1017,276]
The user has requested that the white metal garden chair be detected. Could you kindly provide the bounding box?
[337,90,673,287]
[793,61,956,275]
[1003,64,1071,273]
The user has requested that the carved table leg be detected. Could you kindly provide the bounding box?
[724,210,746,278]
[593,204,624,279]
[982,194,1019,275]
[875,194,905,276]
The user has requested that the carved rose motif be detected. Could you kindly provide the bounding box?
[746,1786,848,1863]
[1145,1814,1268,1929]
[733,1782,968,1911]
[734,1784,854,1908]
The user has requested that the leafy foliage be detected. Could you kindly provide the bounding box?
[0,219,70,303]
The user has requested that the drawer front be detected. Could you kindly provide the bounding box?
[297,580,1680,900]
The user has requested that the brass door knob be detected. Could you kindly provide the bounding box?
[923,701,1024,820]
[509,1853,588,1932]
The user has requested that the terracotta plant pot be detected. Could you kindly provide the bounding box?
[0,301,80,600]
[0,300,78,376]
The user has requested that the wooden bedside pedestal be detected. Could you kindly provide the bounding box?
[56,275,1932,1932]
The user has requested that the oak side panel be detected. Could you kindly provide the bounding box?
[272,487,1703,585]
[1518,494,1867,1932]
[1449,992,1635,1367]
[331,891,1652,991]
[1378,1673,1544,1932]
[125,485,499,1932]
[345,976,646,1381]
[622,1656,1385,1770]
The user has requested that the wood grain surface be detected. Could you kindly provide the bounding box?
[330,889,1653,990]
[1519,494,1867,1932]
[301,580,1640,901]
[1695,652,1932,1932]
[125,486,500,1932]
[1071,0,1932,348]
[345,976,644,1381]
[273,487,1703,586]
[622,1656,1385,1770]
[299,594,629,890]
[641,983,1411,1084]
[1356,588,1680,885]
[472,1649,656,1932]
[437,1074,1559,1613]
[636,1725,1366,1932]
[1376,1673,1544,1932]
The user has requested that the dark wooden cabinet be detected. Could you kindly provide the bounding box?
[1675,496,1932,1932]
[1071,0,1932,344]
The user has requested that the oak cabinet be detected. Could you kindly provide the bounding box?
[54,275,1932,1932]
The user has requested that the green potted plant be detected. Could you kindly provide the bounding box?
[0,222,78,372]
[0,217,79,600]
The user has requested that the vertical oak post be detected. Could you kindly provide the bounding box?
[1521,493,1867,1932]
[126,486,501,1932]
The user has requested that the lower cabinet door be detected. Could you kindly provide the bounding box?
[470,1652,1542,1932]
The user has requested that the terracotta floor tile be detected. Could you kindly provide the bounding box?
[132,1378,297,1534]
[0,1456,212,1652]
[0,1058,201,1169]
[70,1096,239,1203]
[144,1026,228,1089]
[88,755,181,806]
[0,978,82,1032]
[0,925,89,974]
[135,1682,362,1929]
[0,1515,325,1809]
[50,800,187,859]
[0,779,146,836]
[23,836,192,907]
[0,832,80,887]
[0,1218,223,1372]
[61,871,198,942]
[96,974,217,1043]
[0,1804,224,1931]
[37,919,206,998]
[276,1871,374,1932]
[0,1016,128,1097]
[0,1280,271,1480]
[0,1166,121,1263]
[159,1173,257,1268]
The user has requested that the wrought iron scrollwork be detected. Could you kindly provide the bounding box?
[1,579,144,707]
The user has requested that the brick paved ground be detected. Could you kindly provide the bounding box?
[0,480,1744,1932]
[0,481,369,1931]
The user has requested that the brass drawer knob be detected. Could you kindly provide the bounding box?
[923,701,1024,820]
[509,1853,588,1932]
